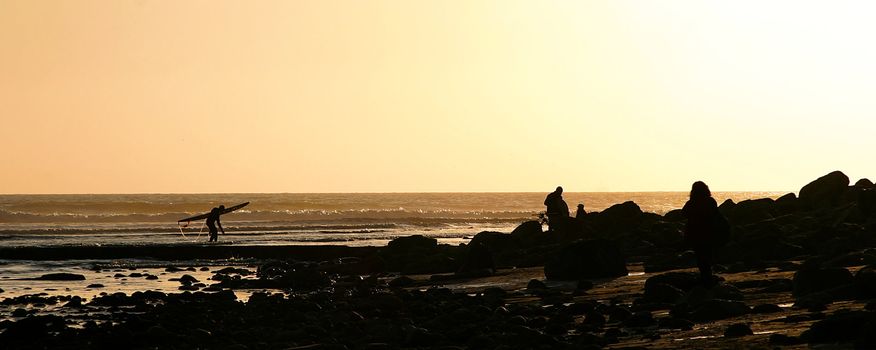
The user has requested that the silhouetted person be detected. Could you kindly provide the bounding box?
[575,203,587,220]
[683,181,719,287]
[206,205,225,242]
[544,186,569,232]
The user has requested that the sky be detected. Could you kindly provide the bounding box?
[1,1,875,194]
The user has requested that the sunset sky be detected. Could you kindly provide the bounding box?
[2,1,875,194]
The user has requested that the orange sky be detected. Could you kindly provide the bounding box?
[2,1,875,194]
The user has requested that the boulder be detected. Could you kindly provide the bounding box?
[792,267,854,297]
[642,283,685,304]
[469,231,514,252]
[457,240,494,274]
[544,239,627,280]
[592,201,644,232]
[727,198,775,225]
[644,272,702,293]
[774,192,799,214]
[688,299,750,322]
[511,221,545,247]
[798,171,850,209]
[724,323,753,337]
[27,273,85,281]
[386,235,438,254]
[801,310,873,344]
[855,178,874,188]
[856,265,876,298]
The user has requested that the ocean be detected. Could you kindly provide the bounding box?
[0,192,786,248]
[0,191,787,301]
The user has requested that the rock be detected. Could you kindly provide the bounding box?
[688,300,750,322]
[165,266,184,272]
[855,178,874,188]
[644,272,701,293]
[526,279,547,290]
[724,323,753,337]
[798,171,850,209]
[386,235,437,254]
[623,311,655,328]
[468,231,514,251]
[178,274,199,284]
[657,317,693,330]
[643,283,684,303]
[388,276,414,288]
[592,201,644,232]
[457,240,494,274]
[0,315,66,341]
[855,265,876,298]
[726,198,775,225]
[510,221,545,247]
[801,310,873,344]
[792,267,854,297]
[769,334,805,345]
[544,239,627,280]
[28,273,85,281]
[86,284,104,289]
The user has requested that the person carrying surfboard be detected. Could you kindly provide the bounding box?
[206,205,225,242]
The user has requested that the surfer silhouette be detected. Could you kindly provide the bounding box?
[206,205,225,242]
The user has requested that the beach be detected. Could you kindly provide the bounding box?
[2,175,876,349]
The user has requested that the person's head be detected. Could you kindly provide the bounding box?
[577,203,584,209]
[218,205,225,211]
[690,181,711,199]
[556,186,563,194]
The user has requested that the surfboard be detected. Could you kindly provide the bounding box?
[178,202,249,223]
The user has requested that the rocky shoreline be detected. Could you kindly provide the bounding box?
[3,170,876,349]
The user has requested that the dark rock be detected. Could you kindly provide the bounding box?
[526,279,547,290]
[792,267,854,297]
[178,274,199,284]
[643,283,684,303]
[657,317,693,330]
[11,308,28,317]
[801,310,873,343]
[727,198,775,225]
[688,300,749,322]
[28,273,85,281]
[724,323,753,337]
[593,201,644,232]
[576,280,594,291]
[86,284,104,289]
[855,178,874,188]
[388,276,414,288]
[769,334,805,345]
[457,240,494,274]
[145,275,158,280]
[510,221,545,247]
[623,311,654,327]
[544,239,627,280]
[165,266,184,272]
[606,306,632,323]
[644,272,701,293]
[799,171,850,209]
[386,235,437,253]
[0,315,66,341]
[856,265,876,298]
[128,272,143,278]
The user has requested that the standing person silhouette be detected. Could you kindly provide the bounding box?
[682,181,719,287]
[206,205,225,242]
[544,186,569,232]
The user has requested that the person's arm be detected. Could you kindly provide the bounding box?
[218,218,224,235]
